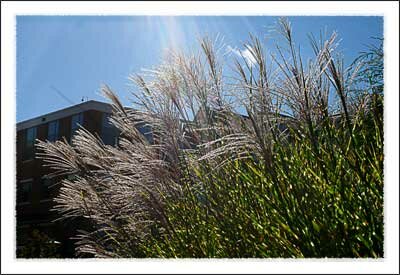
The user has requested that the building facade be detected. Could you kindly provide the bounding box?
[16,100,125,257]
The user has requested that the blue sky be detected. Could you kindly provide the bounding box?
[17,16,383,122]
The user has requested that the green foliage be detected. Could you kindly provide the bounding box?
[139,98,383,257]
[351,38,383,95]
[138,38,384,258]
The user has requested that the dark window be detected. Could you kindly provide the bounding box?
[70,113,84,142]
[137,123,154,144]
[18,180,32,203]
[67,174,77,181]
[41,177,52,200]
[101,113,118,146]
[47,120,59,142]
[24,127,37,160]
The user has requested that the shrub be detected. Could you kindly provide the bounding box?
[37,18,383,258]
[17,229,61,258]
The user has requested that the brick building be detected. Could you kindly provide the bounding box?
[16,100,133,257]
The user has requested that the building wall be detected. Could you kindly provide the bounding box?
[16,107,111,257]
[16,102,151,257]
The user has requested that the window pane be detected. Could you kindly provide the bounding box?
[102,113,112,128]
[71,113,83,134]
[18,181,32,203]
[101,113,118,146]
[27,127,36,141]
[41,177,52,199]
[47,120,59,142]
[137,123,153,143]
[24,127,37,159]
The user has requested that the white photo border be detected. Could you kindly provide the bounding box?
[1,1,398,274]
